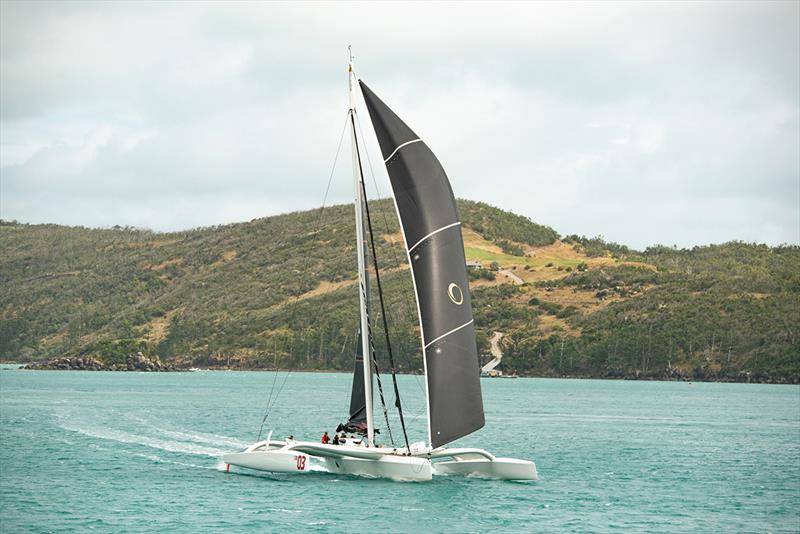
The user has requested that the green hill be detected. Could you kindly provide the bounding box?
[1,200,797,381]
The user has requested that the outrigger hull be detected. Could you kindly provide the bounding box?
[221,440,313,474]
[433,458,537,480]
[222,450,312,474]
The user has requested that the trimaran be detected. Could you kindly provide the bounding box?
[222,54,537,481]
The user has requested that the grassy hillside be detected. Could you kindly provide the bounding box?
[1,200,797,381]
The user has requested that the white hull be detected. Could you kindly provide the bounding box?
[434,457,537,480]
[323,455,432,481]
[222,439,535,482]
[221,440,314,474]
[222,450,313,473]
[426,447,537,480]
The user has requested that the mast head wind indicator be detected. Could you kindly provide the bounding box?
[348,46,357,110]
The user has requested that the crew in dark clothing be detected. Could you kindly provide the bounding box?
[332,434,340,445]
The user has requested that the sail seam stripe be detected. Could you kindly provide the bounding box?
[383,139,422,162]
[423,319,474,350]
[407,222,461,253]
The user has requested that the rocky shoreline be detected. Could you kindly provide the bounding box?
[513,368,799,385]
[12,358,798,384]
[22,352,178,372]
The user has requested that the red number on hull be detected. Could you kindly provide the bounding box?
[296,455,306,471]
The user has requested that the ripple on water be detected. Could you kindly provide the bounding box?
[0,372,797,533]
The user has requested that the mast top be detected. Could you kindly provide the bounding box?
[348,46,356,110]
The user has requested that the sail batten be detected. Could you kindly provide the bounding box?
[424,319,474,350]
[408,222,461,253]
[359,80,485,449]
[384,139,423,163]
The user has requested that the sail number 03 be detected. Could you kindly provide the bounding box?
[296,455,306,471]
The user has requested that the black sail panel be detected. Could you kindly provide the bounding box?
[359,80,484,448]
[347,328,367,425]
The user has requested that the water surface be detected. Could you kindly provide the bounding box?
[1,370,798,532]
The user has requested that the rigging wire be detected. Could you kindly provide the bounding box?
[351,109,396,445]
[257,338,296,441]
[365,312,396,445]
[255,112,349,440]
[353,111,411,452]
[353,114,428,428]
[360,179,410,452]
[355,113,427,400]
[355,114,425,345]
[255,339,281,441]
[311,110,369,324]
[316,112,352,229]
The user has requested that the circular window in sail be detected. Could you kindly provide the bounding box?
[447,283,464,305]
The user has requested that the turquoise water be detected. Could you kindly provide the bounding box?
[1,368,798,533]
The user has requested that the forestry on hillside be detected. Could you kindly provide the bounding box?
[1,199,797,382]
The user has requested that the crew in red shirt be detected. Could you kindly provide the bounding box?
[321,431,330,444]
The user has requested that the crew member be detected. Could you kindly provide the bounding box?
[321,431,330,444]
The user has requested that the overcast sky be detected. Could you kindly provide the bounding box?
[1,1,798,249]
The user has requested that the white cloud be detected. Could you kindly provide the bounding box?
[1,0,798,249]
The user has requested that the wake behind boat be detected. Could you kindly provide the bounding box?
[222,52,537,482]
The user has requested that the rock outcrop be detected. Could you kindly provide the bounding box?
[24,352,177,371]
[24,356,105,371]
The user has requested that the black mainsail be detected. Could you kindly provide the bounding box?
[359,81,485,448]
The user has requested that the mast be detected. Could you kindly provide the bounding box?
[349,52,375,446]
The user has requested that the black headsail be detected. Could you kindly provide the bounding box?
[359,80,485,448]
[344,327,367,430]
